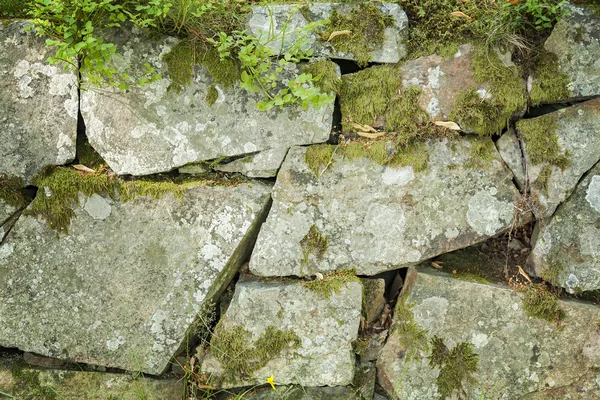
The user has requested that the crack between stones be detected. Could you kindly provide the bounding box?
[0,209,23,245]
[523,95,600,119]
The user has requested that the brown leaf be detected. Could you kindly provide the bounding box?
[517,265,533,283]
[72,164,95,173]
[431,261,444,270]
[450,11,472,20]
[327,30,352,41]
[434,120,462,130]
[352,123,378,133]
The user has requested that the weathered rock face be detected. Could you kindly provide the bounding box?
[0,355,183,400]
[201,279,362,387]
[0,181,271,374]
[245,386,362,399]
[0,22,78,182]
[538,4,600,102]
[80,26,333,176]
[247,3,408,64]
[529,161,600,293]
[378,269,600,399]
[249,138,522,277]
[0,199,17,229]
[496,129,526,190]
[515,98,600,218]
[215,147,289,178]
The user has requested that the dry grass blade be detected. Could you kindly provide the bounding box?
[327,30,352,41]
[434,121,462,130]
[450,11,472,20]
[72,164,96,173]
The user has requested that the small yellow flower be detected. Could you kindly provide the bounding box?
[266,375,276,390]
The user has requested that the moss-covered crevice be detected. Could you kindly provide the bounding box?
[392,294,429,361]
[0,174,27,209]
[302,60,341,95]
[26,167,243,235]
[9,361,58,400]
[209,324,300,381]
[428,336,479,399]
[465,137,495,169]
[529,52,570,106]
[300,224,328,266]
[521,283,565,324]
[321,3,394,67]
[301,269,360,299]
[451,46,527,136]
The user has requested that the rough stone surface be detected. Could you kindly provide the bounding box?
[250,138,522,277]
[0,356,183,400]
[0,199,17,228]
[0,182,272,374]
[378,269,600,399]
[201,279,362,387]
[399,44,525,134]
[0,21,78,182]
[215,147,289,178]
[496,129,526,190]
[247,3,408,63]
[530,161,600,293]
[516,98,600,218]
[245,386,361,399]
[542,4,600,100]
[361,278,386,324]
[80,26,333,176]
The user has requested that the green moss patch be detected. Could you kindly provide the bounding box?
[301,269,360,299]
[517,115,571,172]
[322,4,394,67]
[300,224,328,266]
[9,362,58,400]
[205,83,218,105]
[209,324,300,380]
[465,137,495,169]
[451,46,527,136]
[428,336,479,399]
[393,294,429,361]
[521,284,565,324]
[305,144,336,177]
[302,60,341,95]
[26,167,240,235]
[530,52,570,106]
[0,174,27,209]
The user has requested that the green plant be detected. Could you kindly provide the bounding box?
[521,284,565,324]
[301,269,360,299]
[428,336,479,400]
[502,0,568,31]
[0,0,29,18]
[299,224,328,266]
[208,6,334,111]
[28,0,168,88]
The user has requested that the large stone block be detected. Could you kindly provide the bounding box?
[0,22,78,182]
[0,180,271,374]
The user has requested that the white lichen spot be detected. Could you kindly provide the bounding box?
[426,96,440,117]
[466,190,514,236]
[427,66,443,89]
[55,133,74,164]
[444,228,459,240]
[13,60,30,78]
[0,243,15,261]
[244,143,258,153]
[471,332,489,349]
[382,166,415,186]
[83,194,112,220]
[585,175,600,213]
[106,334,126,351]
[131,124,159,139]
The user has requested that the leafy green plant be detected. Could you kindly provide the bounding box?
[502,0,568,31]
[208,7,334,111]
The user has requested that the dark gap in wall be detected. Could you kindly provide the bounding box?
[524,95,600,119]
[332,58,362,75]
[329,95,342,140]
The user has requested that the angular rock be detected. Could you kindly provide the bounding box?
[80,26,333,176]
[530,161,600,293]
[340,44,527,135]
[515,98,600,218]
[496,129,526,190]
[247,3,408,64]
[0,199,17,229]
[201,279,362,387]
[249,138,522,277]
[378,269,600,399]
[0,181,272,374]
[361,278,386,324]
[215,147,289,178]
[0,356,183,400]
[535,4,600,102]
[0,21,78,182]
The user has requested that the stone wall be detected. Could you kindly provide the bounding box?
[1,2,600,399]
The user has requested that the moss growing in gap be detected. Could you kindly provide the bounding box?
[301,269,360,299]
[209,324,300,380]
[300,224,328,266]
[206,83,218,105]
[428,336,479,399]
[529,52,570,106]
[517,115,570,167]
[9,362,58,400]
[521,283,565,324]
[393,294,429,361]
[0,174,27,209]
[451,46,527,136]
[465,137,495,169]
[322,3,394,67]
[305,144,336,177]
[302,60,341,95]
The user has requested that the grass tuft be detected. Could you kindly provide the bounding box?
[301,269,360,299]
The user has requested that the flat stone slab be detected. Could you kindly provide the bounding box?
[540,4,600,101]
[247,2,408,64]
[515,98,600,218]
[215,147,288,178]
[377,269,600,399]
[249,138,522,277]
[0,21,78,182]
[0,181,271,374]
[530,161,600,293]
[0,356,183,400]
[80,26,332,176]
[201,279,362,387]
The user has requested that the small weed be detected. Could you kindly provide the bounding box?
[301,269,360,299]
[302,60,341,95]
[300,224,328,266]
[521,283,565,324]
[428,336,479,400]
